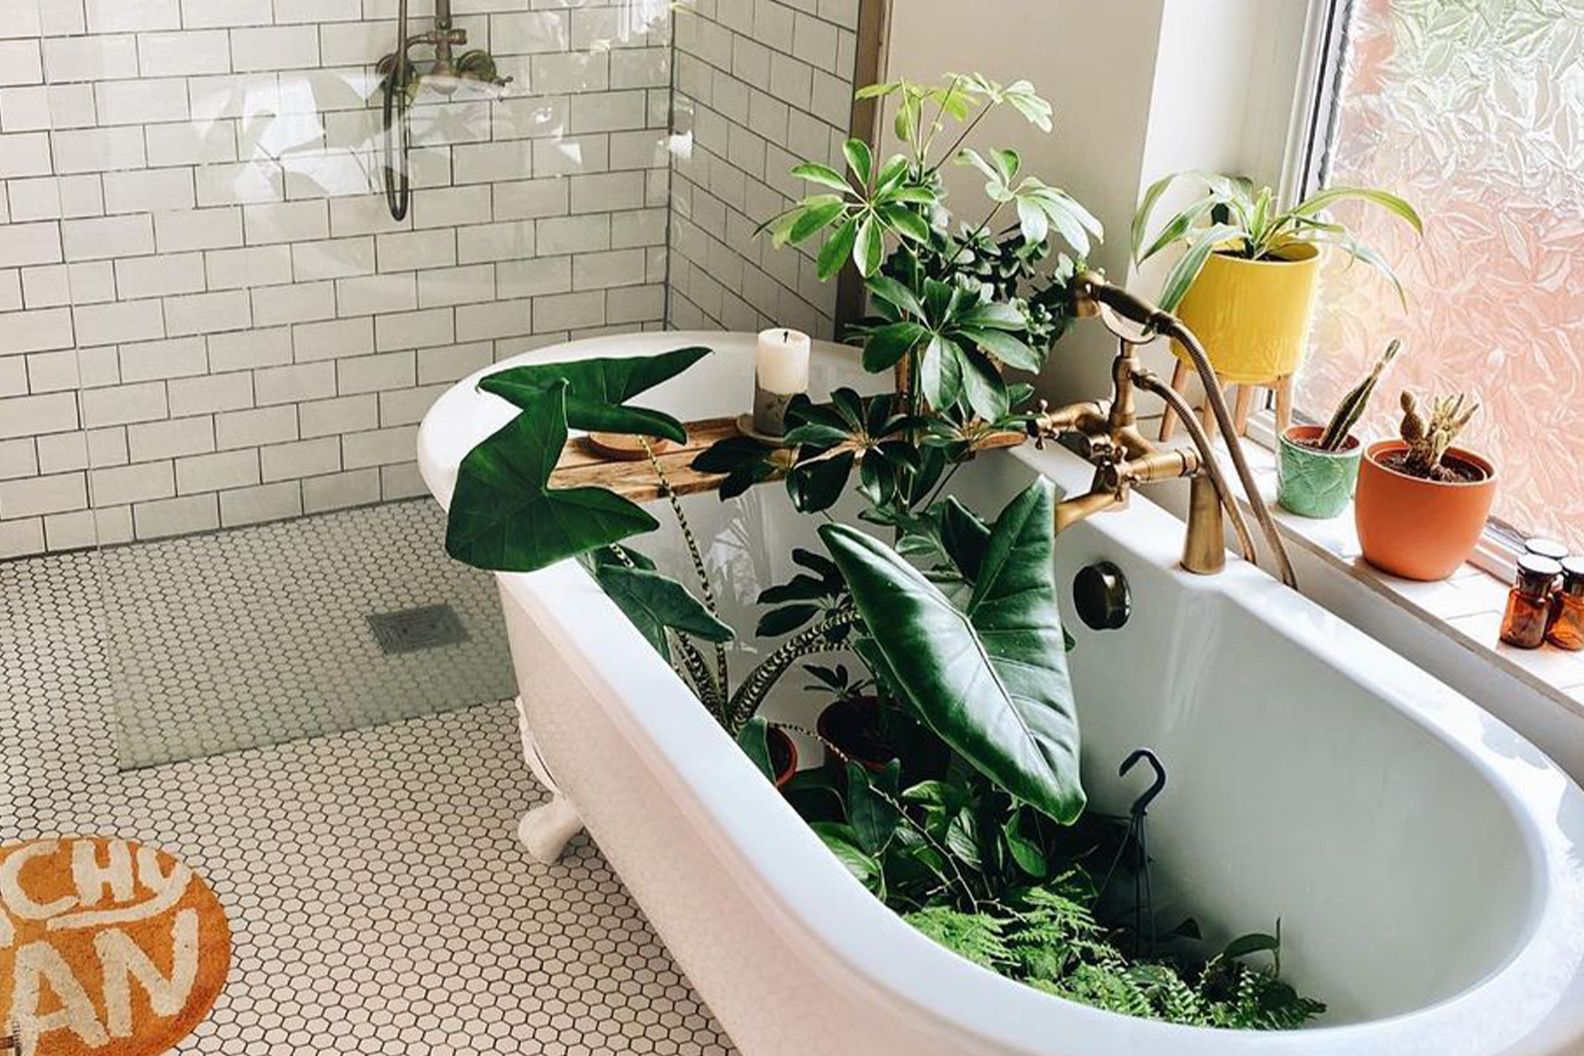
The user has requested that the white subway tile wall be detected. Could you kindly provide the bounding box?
[0,0,679,557]
[667,0,861,338]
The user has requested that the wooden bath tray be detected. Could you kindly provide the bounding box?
[549,416,1028,504]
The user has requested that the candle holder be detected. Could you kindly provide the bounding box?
[753,384,797,437]
[747,328,811,441]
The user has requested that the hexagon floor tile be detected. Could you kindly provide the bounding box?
[0,514,738,1055]
[89,499,518,770]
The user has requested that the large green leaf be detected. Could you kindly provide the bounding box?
[737,717,777,783]
[447,382,659,572]
[938,498,990,581]
[818,478,1083,824]
[1158,222,1243,313]
[811,821,880,887]
[846,760,902,854]
[590,561,734,657]
[478,346,710,444]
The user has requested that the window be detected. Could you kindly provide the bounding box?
[1296,0,1584,551]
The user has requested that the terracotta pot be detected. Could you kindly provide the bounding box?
[767,725,799,789]
[1355,440,1497,581]
[1173,243,1322,384]
[1277,424,1361,519]
[816,696,890,773]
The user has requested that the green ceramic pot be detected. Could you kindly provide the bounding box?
[1277,424,1362,519]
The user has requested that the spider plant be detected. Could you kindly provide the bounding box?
[1132,173,1422,311]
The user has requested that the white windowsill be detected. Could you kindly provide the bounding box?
[1144,411,1584,772]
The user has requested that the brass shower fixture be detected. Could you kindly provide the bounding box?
[1029,273,1299,588]
[378,0,512,221]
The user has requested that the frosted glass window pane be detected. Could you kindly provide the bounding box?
[1297,0,1584,551]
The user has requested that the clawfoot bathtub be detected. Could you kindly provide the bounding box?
[420,332,1584,1056]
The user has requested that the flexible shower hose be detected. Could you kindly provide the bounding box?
[381,0,411,222]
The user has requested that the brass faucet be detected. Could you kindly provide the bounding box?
[1029,273,1298,588]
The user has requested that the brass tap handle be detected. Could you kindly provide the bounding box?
[1069,271,1297,588]
[1028,399,1112,449]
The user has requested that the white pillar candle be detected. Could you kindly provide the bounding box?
[755,329,811,395]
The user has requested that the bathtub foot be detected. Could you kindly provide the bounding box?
[518,796,584,863]
[513,695,585,862]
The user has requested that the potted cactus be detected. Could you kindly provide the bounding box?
[1355,389,1496,580]
[1277,340,1399,518]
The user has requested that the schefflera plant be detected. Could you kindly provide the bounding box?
[445,73,1099,827]
[761,72,1101,422]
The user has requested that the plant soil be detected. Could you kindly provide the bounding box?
[1379,449,1486,484]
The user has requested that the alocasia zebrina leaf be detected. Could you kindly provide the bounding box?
[479,346,711,443]
[446,381,659,572]
[819,477,1083,824]
[589,560,734,657]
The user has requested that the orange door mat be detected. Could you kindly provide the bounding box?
[0,839,230,1056]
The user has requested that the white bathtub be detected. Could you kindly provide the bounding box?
[419,331,1584,1056]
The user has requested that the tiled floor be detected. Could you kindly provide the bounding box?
[0,524,736,1054]
[88,499,518,770]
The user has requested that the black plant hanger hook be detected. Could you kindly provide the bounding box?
[1120,748,1167,817]
[1100,747,1167,959]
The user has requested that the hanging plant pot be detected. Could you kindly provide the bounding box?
[1172,243,1322,384]
[767,725,799,789]
[1355,440,1497,581]
[817,696,892,773]
[1277,424,1362,519]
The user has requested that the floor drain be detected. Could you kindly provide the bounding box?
[366,605,470,654]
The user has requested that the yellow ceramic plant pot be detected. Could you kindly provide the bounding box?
[1171,242,1323,384]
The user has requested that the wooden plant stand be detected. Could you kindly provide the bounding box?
[548,416,1028,503]
[1156,361,1293,442]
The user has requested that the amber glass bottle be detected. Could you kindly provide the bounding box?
[1545,557,1584,652]
[1526,539,1568,619]
[1502,555,1561,649]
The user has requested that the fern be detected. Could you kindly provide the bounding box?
[1004,874,1115,982]
[1197,955,1327,1031]
[1047,963,1156,1019]
[903,871,1325,1031]
[904,906,1011,971]
[1131,963,1206,1025]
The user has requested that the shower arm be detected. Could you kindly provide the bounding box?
[412,0,468,77]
